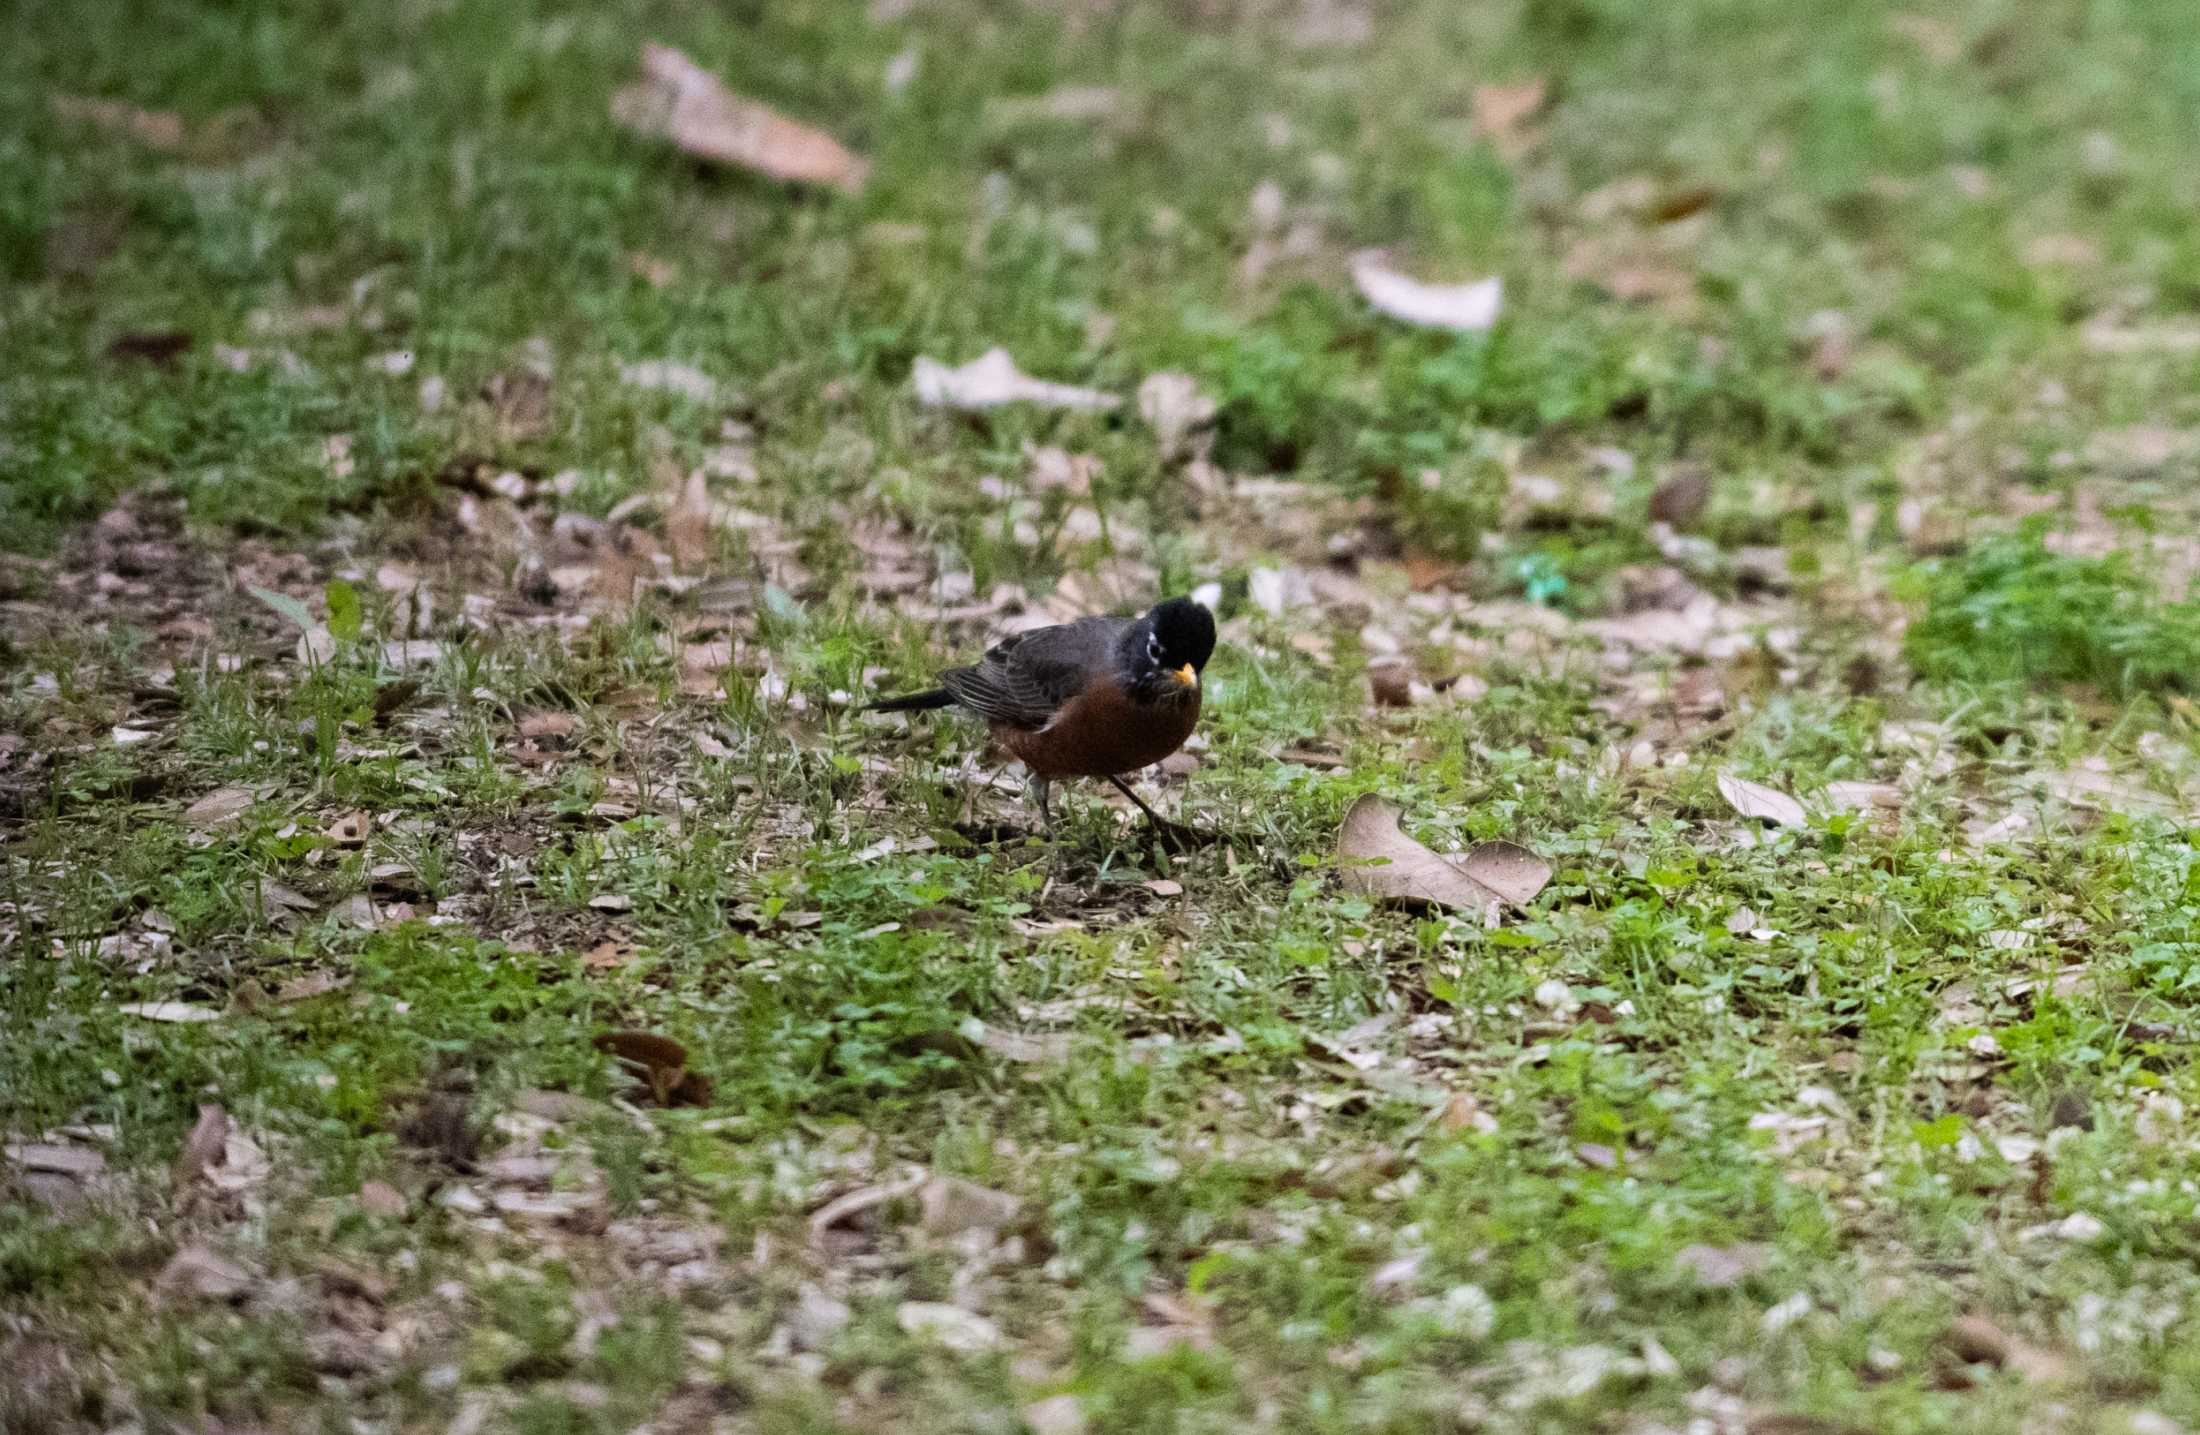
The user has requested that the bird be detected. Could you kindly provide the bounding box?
[865,596,1217,829]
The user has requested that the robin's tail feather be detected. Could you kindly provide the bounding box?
[864,688,956,714]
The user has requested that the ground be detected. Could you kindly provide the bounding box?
[8,0,2200,1432]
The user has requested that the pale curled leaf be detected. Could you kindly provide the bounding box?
[156,1244,253,1303]
[1823,780,1903,813]
[1350,254,1502,332]
[118,1001,221,1023]
[172,1104,230,1192]
[5,1142,107,1179]
[896,1301,1001,1354]
[248,585,316,633]
[1470,78,1549,159]
[911,348,1120,412]
[917,1174,1024,1238]
[1336,796,1550,914]
[1673,1242,1771,1289]
[611,43,868,193]
[971,1022,1074,1063]
[1136,371,1217,453]
[619,358,719,403]
[184,786,256,828]
[1717,771,1808,828]
[51,93,186,150]
[1458,840,1555,907]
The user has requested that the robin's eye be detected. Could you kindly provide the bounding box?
[1145,635,1163,665]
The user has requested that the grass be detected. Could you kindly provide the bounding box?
[10,0,2200,1432]
[1905,524,2200,698]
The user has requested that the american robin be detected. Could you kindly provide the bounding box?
[865,596,1217,827]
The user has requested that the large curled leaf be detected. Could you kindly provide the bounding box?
[1350,254,1503,332]
[1337,796,1551,914]
[248,586,315,633]
[1716,771,1808,828]
[612,43,868,193]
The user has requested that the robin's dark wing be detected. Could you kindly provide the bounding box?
[939,616,1126,731]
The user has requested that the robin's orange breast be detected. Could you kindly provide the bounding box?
[996,680,1200,779]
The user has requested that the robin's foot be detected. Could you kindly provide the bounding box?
[1105,774,1167,826]
[1101,777,1219,853]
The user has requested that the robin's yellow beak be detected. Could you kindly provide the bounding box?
[1173,663,1198,689]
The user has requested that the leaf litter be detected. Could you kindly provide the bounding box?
[1716,771,1809,828]
[1350,253,1504,332]
[612,43,868,193]
[911,347,1121,412]
[1337,796,1551,916]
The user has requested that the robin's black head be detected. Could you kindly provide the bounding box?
[1122,596,1217,704]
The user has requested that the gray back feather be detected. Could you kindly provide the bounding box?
[939,616,1127,730]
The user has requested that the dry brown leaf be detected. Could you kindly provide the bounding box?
[1562,234,1696,308]
[324,810,371,847]
[896,1301,1001,1354]
[666,467,714,570]
[917,1174,1024,1238]
[612,43,868,193]
[626,251,678,288]
[1470,78,1549,160]
[2081,317,2200,355]
[1673,1242,1771,1289]
[51,94,186,150]
[518,711,580,740]
[5,1142,107,1179]
[912,348,1119,412]
[481,369,552,444]
[258,877,315,921]
[973,1023,1074,1064]
[1137,372,1217,456]
[275,971,349,1003]
[357,1180,407,1218]
[172,1104,230,1192]
[1022,1395,1090,1435]
[1888,13,1964,63]
[1717,772,1808,828]
[1647,469,1711,528]
[1456,841,1554,906]
[184,786,255,828]
[1025,444,1100,495]
[118,1001,221,1023]
[1823,781,1902,813]
[1350,253,1502,332]
[620,358,719,404]
[593,1029,713,1106]
[511,1089,615,1124]
[1337,796,1551,914]
[583,937,637,971]
[2046,760,2186,819]
[1938,1314,2074,1387]
[985,85,1127,127]
[1402,547,1458,591]
[1437,1091,1500,1134]
[157,1245,254,1303]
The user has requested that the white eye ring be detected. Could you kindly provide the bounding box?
[1146,634,1163,664]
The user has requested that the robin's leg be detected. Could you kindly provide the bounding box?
[1106,774,1166,826]
[1033,776,1054,830]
